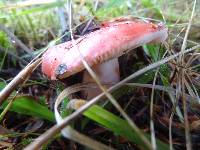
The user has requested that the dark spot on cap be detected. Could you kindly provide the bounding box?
[55,64,67,76]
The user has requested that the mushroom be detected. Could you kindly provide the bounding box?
[42,17,168,98]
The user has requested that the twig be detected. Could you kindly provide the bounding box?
[0,58,41,105]
[24,44,200,150]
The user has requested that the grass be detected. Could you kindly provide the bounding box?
[0,0,200,149]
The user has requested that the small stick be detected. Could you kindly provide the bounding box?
[0,58,42,105]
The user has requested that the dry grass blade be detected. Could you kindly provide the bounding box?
[150,48,168,150]
[185,53,200,68]
[177,1,197,149]
[180,0,196,53]
[24,44,200,149]
[150,68,159,150]
[182,72,192,150]
[169,111,175,150]
[54,84,115,150]
[185,74,199,98]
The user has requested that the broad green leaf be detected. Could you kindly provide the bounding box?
[1,96,55,122]
[143,44,160,62]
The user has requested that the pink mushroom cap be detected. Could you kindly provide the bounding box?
[42,18,168,80]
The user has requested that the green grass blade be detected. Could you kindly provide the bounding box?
[83,105,169,150]
[1,96,55,122]
[0,1,65,19]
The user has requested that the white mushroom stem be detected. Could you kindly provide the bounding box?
[82,58,120,99]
